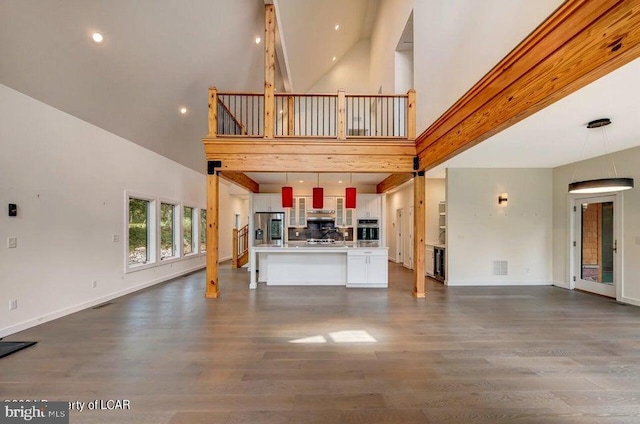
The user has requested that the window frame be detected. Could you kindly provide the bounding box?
[182,205,197,256]
[199,207,208,254]
[159,200,180,262]
[125,191,157,272]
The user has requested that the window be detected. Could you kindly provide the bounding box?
[183,206,195,255]
[128,197,155,266]
[160,203,178,260]
[200,209,207,253]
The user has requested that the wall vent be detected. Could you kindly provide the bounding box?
[493,260,508,276]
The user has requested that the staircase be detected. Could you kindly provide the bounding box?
[232,225,249,268]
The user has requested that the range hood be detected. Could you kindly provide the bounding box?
[306,209,335,221]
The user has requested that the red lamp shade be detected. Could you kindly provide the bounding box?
[345,187,357,209]
[312,187,324,209]
[281,186,293,208]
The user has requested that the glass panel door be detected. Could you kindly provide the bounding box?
[575,196,616,298]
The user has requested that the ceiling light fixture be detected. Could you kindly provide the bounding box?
[179,107,188,115]
[91,32,104,44]
[568,118,634,194]
[255,36,261,44]
[298,180,304,183]
[313,174,324,209]
[332,56,336,62]
[335,24,340,31]
[345,173,357,209]
[282,173,293,208]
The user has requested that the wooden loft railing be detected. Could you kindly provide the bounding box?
[207,87,416,141]
[232,224,249,269]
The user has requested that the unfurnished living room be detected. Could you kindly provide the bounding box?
[3,1,640,423]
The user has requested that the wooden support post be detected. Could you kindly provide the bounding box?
[264,4,276,138]
[287,96,294,136]
[413,172,426,298]
[337,89,346,140]
[206,169,220,298]
[232,228,239,269]
[208,87,218,137]
[407,89,416,140]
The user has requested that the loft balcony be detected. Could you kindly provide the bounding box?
[203,87,417,174]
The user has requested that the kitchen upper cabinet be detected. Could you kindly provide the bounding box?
[253,194,285,213]
[288,197,307,227]
[356,194,382,219]
[323,196,336,211]
[336,197,354,227]
[347,248,388,288]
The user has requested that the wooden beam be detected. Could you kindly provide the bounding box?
[203,139,416,156]
[377,173,414,193]
[415,0,640,171]
[413,172,426,298]
[208,87,217,137]
[406,89,416,140]
[219,172,259,193]
[207,154,415,173]
[264,4,276,138]
[205,172,220,298]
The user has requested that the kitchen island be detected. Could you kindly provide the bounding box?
[250,242,388,289]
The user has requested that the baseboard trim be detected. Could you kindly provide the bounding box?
[445,280,553,287]
[0,265,205,338]
[552,280,571,290]
[620,296,640,307]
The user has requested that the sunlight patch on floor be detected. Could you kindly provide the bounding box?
[289,330,377,344]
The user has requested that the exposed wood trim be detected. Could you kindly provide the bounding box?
[377,173,414,194]
[208,87,217,137]
[415,0,640,171]
[413,173,426,298]
[232,228,239,269]
[264,4,276,138]
[287,96,294,136]
[206,173,220,298]
[407,89,416,140]
[217,98,247,135]
[219,172,259,193]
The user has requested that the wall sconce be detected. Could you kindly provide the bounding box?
[498,193,508,206]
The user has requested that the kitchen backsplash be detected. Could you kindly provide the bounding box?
[288,227,354,241]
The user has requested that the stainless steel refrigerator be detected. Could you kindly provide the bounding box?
[253,212,284,272]
[253,212,284,246]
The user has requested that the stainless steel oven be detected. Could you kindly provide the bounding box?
[356,218,379,241]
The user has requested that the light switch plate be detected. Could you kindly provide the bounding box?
[112,235,119,242]
[7,237,17,248]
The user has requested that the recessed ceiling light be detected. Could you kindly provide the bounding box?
[179,107,188,115]
[335,24,340,31]
[338,180,343,184]
[279,109,283,114]
[255,36,261,44]
[298,180,304,183]
[332,56,336,62]
[91,32,104,44]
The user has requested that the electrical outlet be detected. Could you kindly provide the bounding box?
[7,237,17,248]
[9,299,17,310]
[112,235,119,242]
[92,280,98,288]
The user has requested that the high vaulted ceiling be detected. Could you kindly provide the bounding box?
[2,0,640,189]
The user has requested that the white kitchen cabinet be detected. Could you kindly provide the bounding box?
[288,197,307,227]
[336,197,355,227]
[253,194,285,213]
[323,196,336,211]
[356,194,382,219]
[347,248,388,288]
[425,245,435,276]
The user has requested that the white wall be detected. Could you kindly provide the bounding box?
[553,146,640,305]
[394,49,414,93]
[0,84,221,337]
[446,168,553,286]
[426,178,446,245]
[386,181,413,264]
[218,183,249,261]
[309,40,372,94]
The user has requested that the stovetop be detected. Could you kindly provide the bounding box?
[305,238,336,245]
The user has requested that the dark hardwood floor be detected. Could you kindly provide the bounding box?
[2,262,640,423]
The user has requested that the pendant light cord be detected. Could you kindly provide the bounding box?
[602,126,618,178]
[570,130,590,183]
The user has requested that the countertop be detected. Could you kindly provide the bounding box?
[253,242,388,252]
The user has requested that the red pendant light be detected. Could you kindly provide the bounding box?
[345,173,356,209]
[312,173,323,209]
[281,173,293,208]
[282,186,293,208]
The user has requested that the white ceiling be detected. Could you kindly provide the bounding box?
[1,1,639,189]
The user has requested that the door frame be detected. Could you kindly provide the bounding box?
[569,193,623,300]
[396,208,403,264]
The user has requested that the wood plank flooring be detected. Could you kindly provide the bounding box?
[2,262,640,423]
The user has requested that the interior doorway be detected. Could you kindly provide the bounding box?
[573,195,619,298]
[404,206,414,269]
